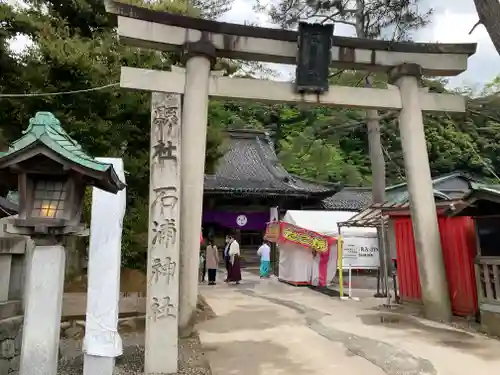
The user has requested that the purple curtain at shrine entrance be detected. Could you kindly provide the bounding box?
[202,210,269,231]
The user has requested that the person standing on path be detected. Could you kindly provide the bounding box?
[257,240,271,278]
[206,239,219,285]
[227,234,242,284]
[199,249,206,283]
[223,235,231,282]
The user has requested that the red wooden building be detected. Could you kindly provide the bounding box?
[391,211,478,317]
[340,197,479,318]
[446,184,500,336]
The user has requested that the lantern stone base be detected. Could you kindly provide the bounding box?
[5,222,87,238]
[19,244,65,375]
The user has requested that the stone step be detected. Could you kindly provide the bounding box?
[0,301,21,320]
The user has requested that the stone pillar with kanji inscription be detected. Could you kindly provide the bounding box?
[146,92,182,374]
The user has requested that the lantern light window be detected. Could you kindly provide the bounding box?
[31,180,66,219]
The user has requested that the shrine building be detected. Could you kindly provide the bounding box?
[202,129,340,261]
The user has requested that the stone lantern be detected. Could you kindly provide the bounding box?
[0,112,125,375]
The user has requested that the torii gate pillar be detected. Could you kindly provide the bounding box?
[389,63,452,322]
[178,40,215,336]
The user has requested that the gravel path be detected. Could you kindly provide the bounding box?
[57,332,211,375]
[58,296,215,375]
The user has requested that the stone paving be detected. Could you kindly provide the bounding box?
[198,271,500,375]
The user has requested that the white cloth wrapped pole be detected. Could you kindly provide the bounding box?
[83,158,126,372]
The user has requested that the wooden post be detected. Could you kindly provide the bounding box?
[145,92,182,373]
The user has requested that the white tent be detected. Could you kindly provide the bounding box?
[283,210,375,237]
[276,210,339,286]
[282,210,379,273]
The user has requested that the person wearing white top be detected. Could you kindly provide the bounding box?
[226,234,242,284]
[257,241,271,278]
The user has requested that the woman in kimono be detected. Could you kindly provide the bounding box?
[226,234,242,284]
[206,239,219,285]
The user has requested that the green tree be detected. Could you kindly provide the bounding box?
[0,0,230,269]
[279,126,365,184]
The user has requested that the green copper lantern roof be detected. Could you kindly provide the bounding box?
[0,112,125,193]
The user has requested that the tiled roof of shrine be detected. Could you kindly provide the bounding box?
[323,172,480,212]
[445,183,500,217]
[204,129,340,198]
[321,187,373,211]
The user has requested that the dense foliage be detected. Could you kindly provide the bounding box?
[1,0,499,269]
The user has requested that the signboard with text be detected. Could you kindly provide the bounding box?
[341,236,379,269]
[264,222,281,243]
[265,221,336,253]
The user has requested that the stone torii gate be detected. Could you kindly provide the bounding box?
[105,1,476,373]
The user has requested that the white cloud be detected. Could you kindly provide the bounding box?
[414,2,499,88]
[220,0,269,25]
[221,0,500,87]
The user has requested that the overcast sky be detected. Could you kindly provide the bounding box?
[219,0,499,89]
[8,0,499,89]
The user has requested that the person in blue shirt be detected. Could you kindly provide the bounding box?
[257,240,271,278]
